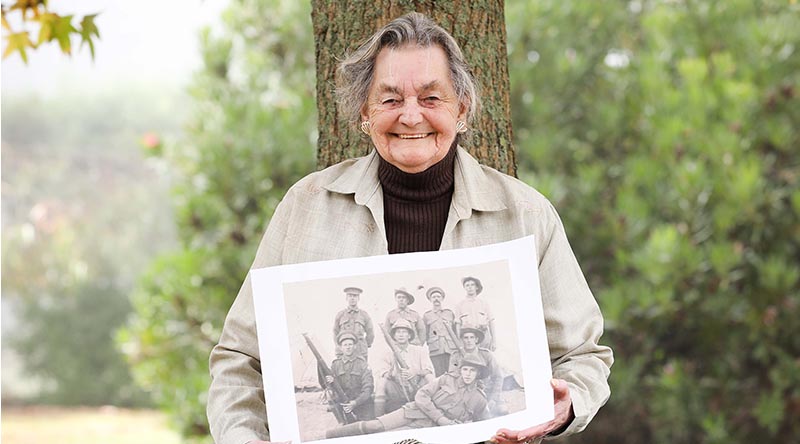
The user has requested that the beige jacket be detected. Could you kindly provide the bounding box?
[207,147,613,444]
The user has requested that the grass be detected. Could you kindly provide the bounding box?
[1,406,182,444]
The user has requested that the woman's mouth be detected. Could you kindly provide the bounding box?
[396,133,431,139]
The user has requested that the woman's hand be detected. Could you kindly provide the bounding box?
[490,379,574,444]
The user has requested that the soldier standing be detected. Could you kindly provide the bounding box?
[422,286,458,376]
[374,319,435,416]
[333,286,374,358]
[448,326,508,417]
[385,287,427,346]
[326,332,376,421]
[325,353,490,438]
[455,276,496,350]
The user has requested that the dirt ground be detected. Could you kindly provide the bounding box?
[295,388,526,442]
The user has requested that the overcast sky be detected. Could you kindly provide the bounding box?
[2,0,228,97]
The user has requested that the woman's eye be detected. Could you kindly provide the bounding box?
[423,96,440,104]
[382,98,398,105]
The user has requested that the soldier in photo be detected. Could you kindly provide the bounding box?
[333,286,374,358]
[385,287,427,346]
[448,326,508,417]
[325,353,490,438]
[455,276,496,351]
[325,332,376,421]
[374,319,435,417]
[422,286,458,376]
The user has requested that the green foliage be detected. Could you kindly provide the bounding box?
[1,1,100,62]
[507,1,799,442]
[121,0,316,439]
[1,89,181,406]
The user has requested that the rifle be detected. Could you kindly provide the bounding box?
[442,319,466,357]
[379,323,413,402]
[302,333,357,424]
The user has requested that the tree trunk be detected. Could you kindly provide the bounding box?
[311,0,516,177]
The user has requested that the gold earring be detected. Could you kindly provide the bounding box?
[456,121,467,133]
[360,121,371,135]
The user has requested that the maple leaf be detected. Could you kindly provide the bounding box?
[52,14,76,55]
[3,30,34,63]
[79,13,100,59]
[37,12,58,44]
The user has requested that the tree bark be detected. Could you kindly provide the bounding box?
[311,0,516,177]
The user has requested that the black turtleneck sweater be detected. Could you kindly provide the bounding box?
[378,146,456,254]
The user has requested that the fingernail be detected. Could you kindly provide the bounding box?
[519,436,528,441]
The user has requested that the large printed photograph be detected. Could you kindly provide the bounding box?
[251,237,554,444]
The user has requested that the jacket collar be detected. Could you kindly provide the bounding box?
[323,150,382,206]
[323,147,508,215]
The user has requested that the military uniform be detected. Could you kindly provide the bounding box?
[423,308,457,376]
[455,297,494,349]
[385,308,426,346]
[330,354,375,420]
[375,319,435,416]
[326,353,490,439]
[333,307,374,358]
[448,346,507,417]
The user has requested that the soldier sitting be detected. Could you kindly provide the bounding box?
[374,318,435,416]
[325,331,375,421]
[325,353,490,438]
[448,326,508,417]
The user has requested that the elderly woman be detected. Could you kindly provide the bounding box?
[207,12,613,444]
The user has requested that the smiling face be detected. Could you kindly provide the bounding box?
[362,45,466,173]
[340,338,355,356]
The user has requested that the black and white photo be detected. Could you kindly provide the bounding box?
[250,237,555,444]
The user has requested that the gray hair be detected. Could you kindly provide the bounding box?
[336,12,481,129]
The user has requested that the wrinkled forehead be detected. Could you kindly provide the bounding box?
[371,45,453,93]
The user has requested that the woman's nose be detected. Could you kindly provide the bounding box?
[398,100,424,126]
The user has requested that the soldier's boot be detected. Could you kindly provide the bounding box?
[373,397,386,417]
[325,420,383,438]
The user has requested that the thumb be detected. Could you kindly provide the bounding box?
[550,378,570,399]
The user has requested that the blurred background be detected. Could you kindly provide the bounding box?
[1,1,798,443]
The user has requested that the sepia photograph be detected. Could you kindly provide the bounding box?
[250,236,555,444]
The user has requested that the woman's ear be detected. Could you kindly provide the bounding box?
[458,100,469,122]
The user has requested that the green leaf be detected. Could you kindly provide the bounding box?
[79,13,100,58]
[52,14,76,55]
[753,387,785,434]
[37,12,57,44]
[2,30,33,63]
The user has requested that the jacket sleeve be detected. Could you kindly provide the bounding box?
[364,313,375,347]
[207,194,293,444]
[415,315,428,345]
[354,361,375,406]
[414,377,446,423]
[535,203,614,439]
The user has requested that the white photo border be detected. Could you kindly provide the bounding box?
[250,235,554,444]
